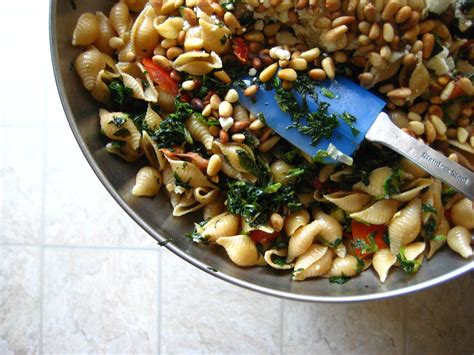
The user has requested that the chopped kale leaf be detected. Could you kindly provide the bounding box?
[397,247,422,274]
[329,275,351,284]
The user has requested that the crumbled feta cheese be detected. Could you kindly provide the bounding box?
[426,0,453,15]
[183,20,191,31]
[248,68,257,76]
[174,186,186,194]
[427,48,453,75]
[219,116,234,131]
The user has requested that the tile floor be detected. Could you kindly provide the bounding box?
[0,1,473,354]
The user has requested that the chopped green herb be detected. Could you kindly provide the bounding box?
[356,257,365,274]
[441,187,456,204]
[422,216,437,240]
[194,113,220,126]
[173,172,192,189]
[109,79,133,108]
[329,275,351,284]
[237,150,267,183]
[257,112,266,123]
[272,255,287,266]
[186,221,210,244]
[340,112,360,136]
[382,230,390,246]
[422,203,437,214]
[397,247,422,274]
[286,168,305,179]
[383,169,403,198]
[352,231,378,254]
[321,87,336,99]
[312,149,330,163]
[432,235,446,241]
[152,100,194,149]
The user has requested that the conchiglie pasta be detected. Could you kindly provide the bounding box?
[216,235,260,267]
[427,214,449,259]
[264,249,294,270]
[447,226,473,258]
[193,187,219,205]
[372,249,396,283]
[186,117,214,150]
[402,242,426,261]
[323,191,371,213]
[125,0,148,12]
[141,131,167,170]
[451,198,474,229]
[75,46,106,91]
[144,105,163,131]
[132,166,162,196]
[199,19,231,54]
[203,193,226,220]
[293,245,331,280]
[389,198,421,255]
[106,140,142,162]
[287,220,321,262]
[167,158,215,188]
[155,17,184,39]
[72,13,99,46]
[284,210,310,236]
[323,254,360,278]
[94,12,116,55]
[172,193,204,216]
[270,160,293,185]
[131,6,159,56]
[99,109,141,150]
[313,211,342,246]
[400,158,429,178]
[350,199,399,225]
[109,0,131,39]
[391,178,432,202]
[198,212,240,243]
[353,167,392,197]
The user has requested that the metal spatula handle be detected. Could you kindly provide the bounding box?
[366,112,474,200]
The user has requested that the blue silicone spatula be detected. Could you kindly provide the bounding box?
[235,76,474,200]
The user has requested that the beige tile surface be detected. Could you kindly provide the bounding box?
[0,246,41,354]
[42,248,159,353]
[160,250,282,354]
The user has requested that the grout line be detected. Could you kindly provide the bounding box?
[0,242,158,252]
[157,249,163,354]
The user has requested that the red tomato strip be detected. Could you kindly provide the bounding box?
[142,58,179,95]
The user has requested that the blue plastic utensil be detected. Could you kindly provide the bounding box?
[235,76,474,200]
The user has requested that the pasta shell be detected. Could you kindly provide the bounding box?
[451,198,474,229]
[350,199,399,225]
[116,62,158,102]
[284,210,310,237]
[214,141,255,174]
[287,220,321,262]
[392,178,433,202]
[91,69,120,103]
[199,19,231,54]
[167,157,215,188]
[403,242,426,261]
[319,164,336,183]
[156,87,176,112]
[141,131,167,170]
[131,6,159,57]
[313,211,343,245]
[193,187,219,205]
[200,212,240,243]
[99,109,141,150]
[353,167,392,197]
[132,166,162,196]
[125,0,148,12]
[203,193,225,220]
[447,226,473,258]
[408,61,429,102]
[162,165,173,189]
[172,193,204,216]
[372,249,396,283]
[105,141,142,162]
[323,254,360,278]
[75,46,106,91]
[389,198,421,255]
[155,17,184,39]
[110,0,132,38]
[400,159,429,178]
[72,13,99,46]
[173,51,222,75]
[94,12,116,56]
[329,167,353,183]
[334,243,347,258]
[323,191,371,213]
[216,235,260,267]
[293,245,330,280]
[186,117,213,150]
[427,214,449,259]
[144,105,163,131]
[264,249,294,270]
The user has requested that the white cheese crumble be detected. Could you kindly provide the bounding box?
[219,116,234,131]
[248,68,257,76]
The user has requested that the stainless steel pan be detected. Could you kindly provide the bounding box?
[49,0,472,302]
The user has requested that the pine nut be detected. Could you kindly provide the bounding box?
[224,89,239,104]
[380,45,392,60]
[410,101,429,115]
[458,77,474,95]
[270,213,284,232]
[325,25,348,43]
[182,80,195,91]
[289,58,308,71]
[278,68,297,81]
[244,31,264,42]
[109,37,124,49]
[368,23,380,40]
[249,118,265,130]
[382,0,401,21]
[207,154,222,176]
[202,104,212,117]
[258,135,280,152]
[364,4,377,22]
[403,53,416,66]
[244,85,259,96]
[379,83,394,94]
[332,16,355,27]
[230,120,251,133]
[184,37,204,51]
[408,112,422,121]
[219,129,229,143]
[325,0,341,12]
[309,68,327,81]
[224,12,240,29]
[387,87,412,99]
[300,47,321,62]
[166,46,183,60]
[321,57,336,79]
[383,23,395,42]
[470,137,474,148]
[408,121,425,135]
[457,127,469,143]
[424,120,436,144]
[430,115,446,135]
[358,72,374,87]
[219,101,233,118]
[259,63,278,82]
[231,133,246,143]
[369,52,385,68]
[395,5,412,23]
[448,153,458,162]
[440,81,455,101]
[358,21,371,34]
[214,70,231,84]
[182,7,197,26]
[208,125,219,136]
[264,23,281,37]
[152,55,172,70]
[411,40,423,54]
[210,94,221,110]
[403,25,420,43]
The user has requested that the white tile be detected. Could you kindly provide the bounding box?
[404,273,473,355]
[2,0,48,14]
[0,127,44,244]
[0,246,41,354]
[45,62,68,128]
[42,248,159,353]
[43,126,156,248]
[160,250,282,354]
[282,296,404,355]
[0,13,48,126]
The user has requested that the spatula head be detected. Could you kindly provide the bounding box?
[235,76,386,158]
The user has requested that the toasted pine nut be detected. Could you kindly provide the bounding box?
[264,23,281,37]
[214,70,231,84]
[383,23,395,42]
[278,68,297,81]
[182,80,195,91]
[458,77,473,95]
[289,58,308,71]
[244,85,259,97]
[224,89,239,103]
[424,120,436,144]
[309,68,327,81]
[230,120,251,133]
[387,87,412,99]
[379,83,394,94]
[249,118,265,131]
[270,213,284,232]
[368,23,380,40]
[321,57,336,79]
[166,46,183,60]
[440,81,455,101]
[408,121,425,135]
[410,101,429,115]
[301,47,321,62]
[259,63,279,82]
[369,52,385,68]
[333,51,347,63]
[358,72,374,87]
[395,6,412,23]
[231,133,246,143]
[207,154,222,176]
[430,115,447,135]
[332,16,355,27]
[152,55,172,70]
[358,21,371,34]
[403,25,420,43]
[325,0,341,12]
[244,31,264,42]
[208,125,219,136]
[402,53,416,66]
[408,112,422,121]
[418,20,435,34]
[411,40,423,54]
[224,12,240,29]
[258,135,280,152]
[380,45,392,60]
[202,104,212,117]
[325,25,348,42]
[363,4,377,22]
[219,101,233,118]
[457,127,469,143]
[448,153,458,162]
[219,129,229,144]
[382,0,401,21]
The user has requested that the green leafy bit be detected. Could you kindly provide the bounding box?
[237,150,265,183]
[186,221,210,244]
[340,112,360,136]
[312,149,330,163]
[422,203,437,214]
[257,112,266,123]
[441,187,456,203]
[173,172,192,189]
[352,231,378,254]
[321,87,336,99]
[397,247,422,274]
[286,168,305,179]
[152,100,194,149]
[422,216,437,240]
[194,113,220,126]
[329,275,351,284]
[296,102,339,146]
[432,235,446,241]
[109,79,133,108]
[382,230,390,246]
[356,257,365,274]
[272,255,288,266]
[242,131,260,149]
[383,169,403,198]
